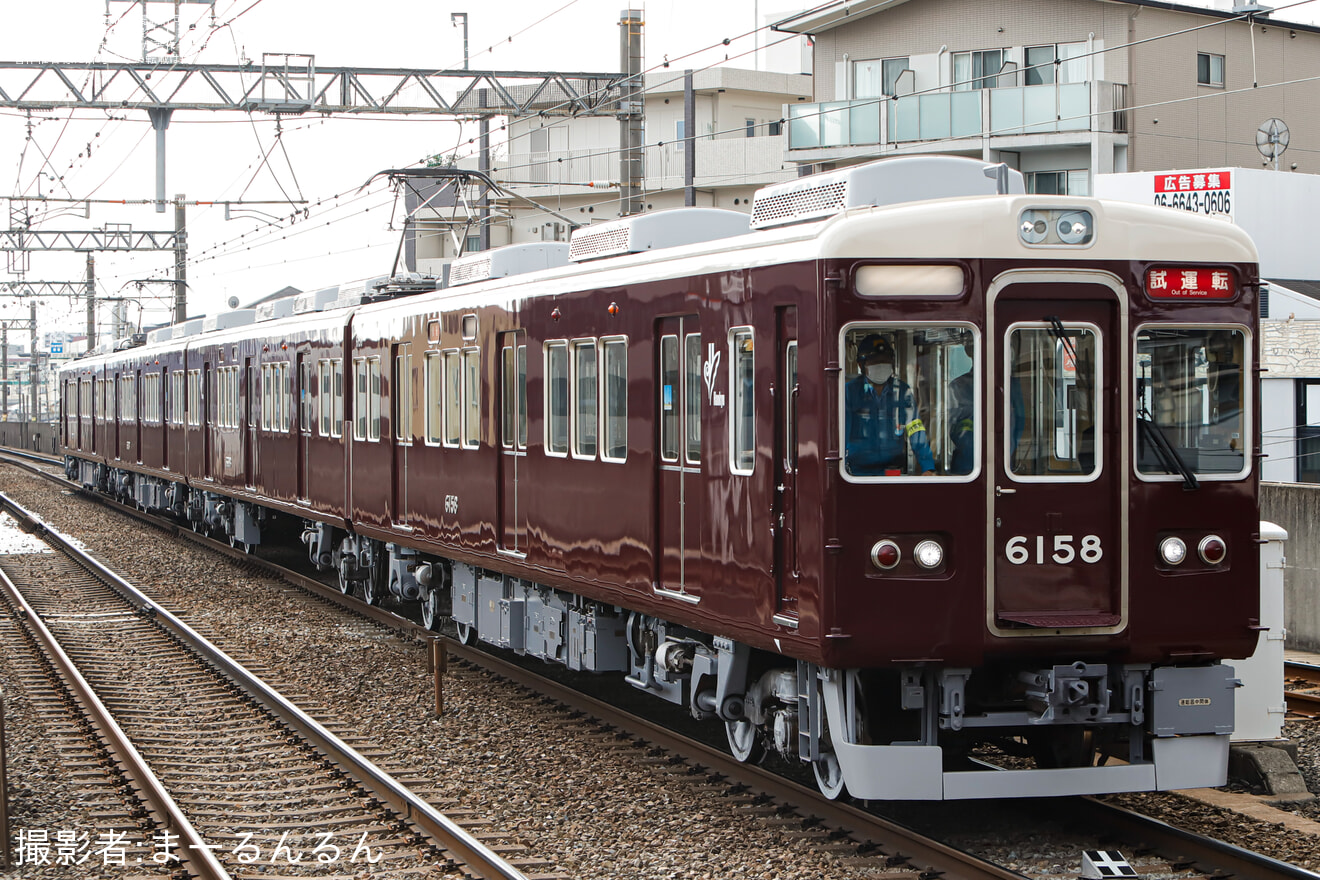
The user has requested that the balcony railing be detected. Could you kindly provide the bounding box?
[788,82,1127,151]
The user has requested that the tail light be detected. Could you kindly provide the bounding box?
[1199,535,1227,565]
[871,540,900,570]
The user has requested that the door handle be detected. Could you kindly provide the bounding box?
[995,485,1017,496]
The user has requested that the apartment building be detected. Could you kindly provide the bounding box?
[410,67,812,272]
[773,0,1320,192]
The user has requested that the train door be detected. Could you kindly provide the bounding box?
[773,306,801,623]
[243,359,255,487]
[498,331,527,553]
[391,343,412,528]
[298,353,311,501]
[202,362,213,480]
[133,370,142,463]
[989,274,1124,635]
[656,316,703,600]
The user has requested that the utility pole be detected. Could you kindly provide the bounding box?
[2,324,8,419]
[86,254,96,350]
[618,10,644,217]
[29,301,37,422]
[174,194,187,322]
[684,70,696,207]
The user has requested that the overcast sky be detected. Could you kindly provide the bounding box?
[3,0,1320,343]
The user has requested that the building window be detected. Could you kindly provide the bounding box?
[1198,52,1224,87]
[745,118,756,138]
[1025,42,1087,86]
[855,57,909,98]
[1026,169,1089,196]
[768,120,782,136]
[954,49,1004,91]
[675,119,685,141]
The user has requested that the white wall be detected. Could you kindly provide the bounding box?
[1262,378,1296,482]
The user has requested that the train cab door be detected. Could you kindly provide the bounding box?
[391,343,412,529]
[498,331,527,554]
[773,306,801,624]
[989,274,1125,635]
[656,316,703,601]
[297,353,311,501]
[243,359,255,487]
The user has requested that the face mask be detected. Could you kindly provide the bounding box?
[865,364,893,384]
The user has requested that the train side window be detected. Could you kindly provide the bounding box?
[546,341,569,456]
[573,339,598,458]
[518,345,528,449]
[368,357,382,442]
[501,346,515,450]
[331,359,344,439]
[660,335,679,462]
[443,350,461,447]
[602,337,627,462]
[318,360,331,437]
[353,358,367,440]
[187,370,200,426]
[394,350,412,443]
[425,352,442,445]
[684,333,702,465]
[461,349,478,449]
[730,328,755,474]
[261,364,271,430]
[300,361,313,435]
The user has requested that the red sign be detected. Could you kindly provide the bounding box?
[1154,171,1231,193]
[1145,267,1236,299]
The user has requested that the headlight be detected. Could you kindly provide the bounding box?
[914,539,944,570]
[871,540,900,570]
[1199,535,1227,565]
[1160,537,1187,566]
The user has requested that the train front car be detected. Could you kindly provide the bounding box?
[772,158,1258,800]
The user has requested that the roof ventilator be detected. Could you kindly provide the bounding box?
[448,243,570,287]
[568,208,750,263]
[750,156,1026,230]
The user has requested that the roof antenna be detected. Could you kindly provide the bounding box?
[983,162,1010,195]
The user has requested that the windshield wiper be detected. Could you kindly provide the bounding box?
[1137,399,1200,491]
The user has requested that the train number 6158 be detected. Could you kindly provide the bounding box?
[1005,535,1103,565]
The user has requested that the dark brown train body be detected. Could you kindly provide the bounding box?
[59,157,1260,800]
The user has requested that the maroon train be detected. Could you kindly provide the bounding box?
[60,156,1261,800]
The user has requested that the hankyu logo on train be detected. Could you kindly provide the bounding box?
[1153,171,1232,218]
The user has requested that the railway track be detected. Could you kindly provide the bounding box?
[1287,661,1320,718]
[3,449,1319,879]
[0,486,539,879]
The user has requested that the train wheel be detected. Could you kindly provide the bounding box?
[336,563,354,596]
[455,621,477,645]
[725,719,765,764]
[812,672,863,801]
[420,591,442,631]
[812,741,845,800]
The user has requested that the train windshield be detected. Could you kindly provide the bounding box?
[1136,326,1247,477]
[841,325,976,479]
[1007,324,1099,480]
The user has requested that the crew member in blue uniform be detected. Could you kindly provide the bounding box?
[845,334,935,476]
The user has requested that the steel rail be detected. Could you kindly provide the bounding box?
[0,490,533,880]
[0,549,232,880]
[6,453,1314,880]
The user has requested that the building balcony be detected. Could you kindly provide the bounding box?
[787,81,1128,156]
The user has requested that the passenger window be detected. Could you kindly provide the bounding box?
[354,358,368,440]
[546,342,569,455]
[1136,326,1246,478]
[300,361,313,434]
[461,349,478,448]
[331,359,344,438]
[517,345,528,449]
[443,350,461,446]
[659,335,678,462]
[394,350,412,442]
[730,329,754,473]
[426,352,442,445]
[684,333,702,464]
[574,340,598,458]
[602,338,627,462]
[842,325,977,479]
[369,357,382,441]
[319,360,331,437]
[1008,325,1097,479]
